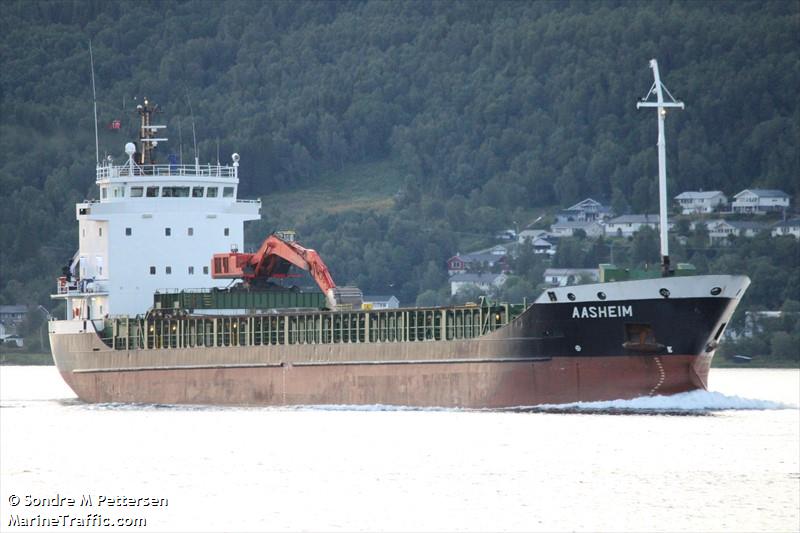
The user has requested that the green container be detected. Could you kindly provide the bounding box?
[599,263,697,282]
[154,288,326,311]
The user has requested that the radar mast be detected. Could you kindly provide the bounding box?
[136,98,167,165]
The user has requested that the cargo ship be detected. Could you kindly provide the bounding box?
[48,61,750,407]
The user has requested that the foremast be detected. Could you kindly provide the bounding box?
[637,59,684,276]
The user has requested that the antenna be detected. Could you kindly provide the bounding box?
[216,137,220,165]
[637,59,684,277]
[177,120,183,164]
[185,88,199,171]
[88,40,99,166]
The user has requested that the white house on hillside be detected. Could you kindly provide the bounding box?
[604,214,671,238]
[550,220,604,238]
[450,273,507,296]
[705,220,769,244]
[555,198,613,223]
[731,189,790,214]
[543,268,600,287]
[772,218,800,239]
[518,229,549,244]
[531,237,556,255]
[674,190,727,214]
[0,305,27,326]
[362,295,400,309]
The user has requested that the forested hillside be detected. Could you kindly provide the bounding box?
[1,1,798,344]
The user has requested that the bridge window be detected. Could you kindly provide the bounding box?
[146,186,159,197]
[206,187,218,198]
[223,187,234,198]
[192,187,204,198]
[162,187,190,197]
[131,187,143,197]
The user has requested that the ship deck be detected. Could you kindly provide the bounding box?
[100,302,527,352]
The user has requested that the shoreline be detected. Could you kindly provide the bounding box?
[0,352,53,365]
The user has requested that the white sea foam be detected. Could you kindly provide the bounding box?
[64,393,797,413]
[535,389,796,411]
[212,391,798,413]
[285,403,457,412]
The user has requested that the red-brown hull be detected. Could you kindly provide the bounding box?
[59,354,710,408]
[51,273,751,407]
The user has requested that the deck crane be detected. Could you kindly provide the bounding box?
[211,233,350,309]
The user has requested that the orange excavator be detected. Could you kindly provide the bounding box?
[211,233,354,309]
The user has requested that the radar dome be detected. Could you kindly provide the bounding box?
[125,143,136,156]
[232,153,240,163]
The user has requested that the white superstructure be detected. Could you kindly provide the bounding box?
[52,100,261,318]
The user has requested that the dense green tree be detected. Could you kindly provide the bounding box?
[770,332,798,360]
[496,276,536,303]
[552,238,585,269]
[452,285,486,305]
[631,226,660,267]
[0,0,796,336]
[416,289,446,308]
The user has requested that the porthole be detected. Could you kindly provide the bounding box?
[567,293,576,301]
[710,287,722,296]
[659,288,670,298]
[597,291,607,300]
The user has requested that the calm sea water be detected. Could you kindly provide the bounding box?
[1,366,798,533]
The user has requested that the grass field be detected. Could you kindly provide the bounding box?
[246,156,556,255]
[254,158,404,229]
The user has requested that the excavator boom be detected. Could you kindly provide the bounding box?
[212,234,339,307]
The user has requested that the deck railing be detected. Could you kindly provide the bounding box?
[97,163,236,180]
[55,277,107,295]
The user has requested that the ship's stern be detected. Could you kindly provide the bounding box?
[48,318,109,399]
